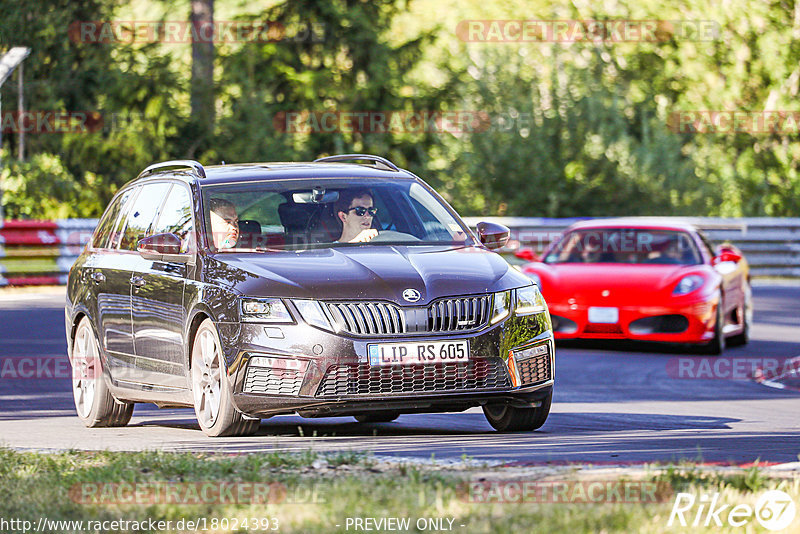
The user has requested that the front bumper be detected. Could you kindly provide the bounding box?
[216,310,555,418]
[548,296,717,343]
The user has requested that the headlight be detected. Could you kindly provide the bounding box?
[240,298,293,323]
[293,299,334,331]
[515,285,547,316]
[673,275,705,296]
[490,291,512,324]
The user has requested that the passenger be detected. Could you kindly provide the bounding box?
[335,189,379,243]
[208,198,239,249]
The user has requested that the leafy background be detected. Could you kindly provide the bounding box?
[1,0,798,219]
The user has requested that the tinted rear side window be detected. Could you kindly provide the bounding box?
[119,183,171,251]
[95,188,138,250]
[92,194,124,249]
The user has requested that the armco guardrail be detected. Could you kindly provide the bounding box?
[0,217,798,286]
[463,217,800,278]
[0,219,97,286]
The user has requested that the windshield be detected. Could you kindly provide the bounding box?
[544,228,701,265]
[201,178,472,251]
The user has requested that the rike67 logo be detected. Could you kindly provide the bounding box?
[668,490,796,531]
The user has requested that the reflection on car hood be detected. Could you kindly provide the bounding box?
[205,245,527,303]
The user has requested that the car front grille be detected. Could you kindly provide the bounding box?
[243,365,304,396]
[324,302,407,336]
[583,323,624,334]
[427,296,491,332]
[315,358,510,397]
[323,295,492,336]
[516,353,552,385]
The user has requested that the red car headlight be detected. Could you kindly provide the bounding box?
[673,275,705,296]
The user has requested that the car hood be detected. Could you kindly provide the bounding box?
[205,245,528,304]
[524,263,711,302]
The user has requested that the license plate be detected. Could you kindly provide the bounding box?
[588,306,619,324]
[368,340,469,366]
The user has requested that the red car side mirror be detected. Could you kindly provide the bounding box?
[712,250,742,266]
[514,247,540,262]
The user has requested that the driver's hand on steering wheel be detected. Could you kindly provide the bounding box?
[349,229,379,242]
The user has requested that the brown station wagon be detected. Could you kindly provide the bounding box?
[65,154,555,436]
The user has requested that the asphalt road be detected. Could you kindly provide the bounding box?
[0,285,798,464]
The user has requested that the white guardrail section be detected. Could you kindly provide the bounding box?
[0,217,799,286]
[463,217,800,279]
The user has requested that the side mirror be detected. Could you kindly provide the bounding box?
[476,222,510,250]
[137,233,190,263]
[514,247,540,262]
[711,244,742,266]
[712,251,742,266]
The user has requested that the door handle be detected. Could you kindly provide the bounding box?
[91,271,105,283]
[131,276,146,288]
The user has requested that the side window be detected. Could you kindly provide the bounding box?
[92,194,125,249]
[153,185,194,252]
[105,188,139,250]
[119,183,171,251]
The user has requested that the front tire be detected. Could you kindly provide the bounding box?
[727,284,752,347]
[483,391,552,432]
[70,317,133,427]
[191,319,259,437]
[700,294,725,355]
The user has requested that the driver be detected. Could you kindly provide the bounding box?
[208,198,239,249]
[335,188,379,243]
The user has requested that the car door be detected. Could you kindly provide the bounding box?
[115,181,173,385]
[93,186,140,385]
[131,183,195,389]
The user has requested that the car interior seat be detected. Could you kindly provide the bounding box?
[278,202,319,246]
[236,219,261,248]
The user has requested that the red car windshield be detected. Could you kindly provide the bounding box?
[544,229,702,265]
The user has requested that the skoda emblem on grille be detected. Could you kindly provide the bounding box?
[402,289,421,302]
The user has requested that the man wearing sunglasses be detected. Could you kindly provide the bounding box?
[335,188,379,243]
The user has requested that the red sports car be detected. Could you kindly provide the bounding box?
[518,219,751,353]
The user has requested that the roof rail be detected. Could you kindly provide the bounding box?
[313,154,400,172]
[138,160,207,179]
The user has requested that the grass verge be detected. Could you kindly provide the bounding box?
[0,448,798,533]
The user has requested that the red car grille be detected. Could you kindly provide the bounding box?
[583,323,624,334]
[316,358,510,396]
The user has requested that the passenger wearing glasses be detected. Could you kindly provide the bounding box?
[208,198,240,249]
[335,188,379,243]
